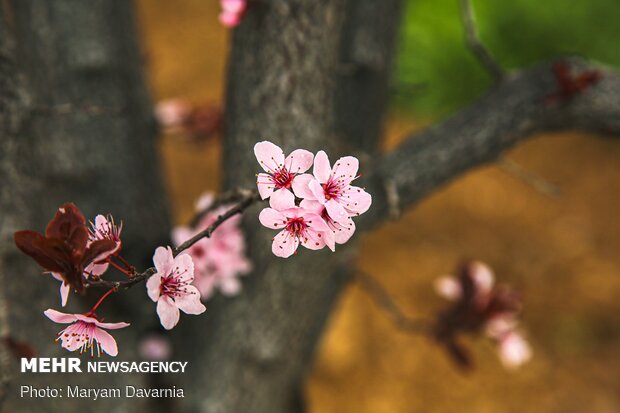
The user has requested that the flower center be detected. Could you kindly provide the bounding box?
[322,179,341,201]
[286,217,307,236]
[272,168,294,189]
[160,271,191,297]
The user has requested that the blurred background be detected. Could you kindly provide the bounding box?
[138,0,620,411]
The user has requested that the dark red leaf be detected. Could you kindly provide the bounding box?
[2,336,36,359]
[83,239,117,266]
[14,231,68,273]
[45,203,88,256]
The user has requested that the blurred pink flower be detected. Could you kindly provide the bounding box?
[44,309,129,357]
[219,0,247,28]
[146,246,206,330]
[139,334,172,361]
[259,194,334,258]
[254,141,314,207]
[434,261,530,370]
[293,150,371,224]
[155,99,192,129]
[172,193,252,299]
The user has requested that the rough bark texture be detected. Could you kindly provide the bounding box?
[361,57,620,229]
[173,1,404,413]
[0,1,170,411]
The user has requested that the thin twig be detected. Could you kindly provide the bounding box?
[498,157,561,198]
[86,189,261,291]
[355,271,431,334]
[190,188,258,227]
[459,0,503,81]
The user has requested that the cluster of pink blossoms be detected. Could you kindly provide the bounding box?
[255,141,372,258]
[219,0,247,28]
[434,261,532,370]
[172,193,251,299]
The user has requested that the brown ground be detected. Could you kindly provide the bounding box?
[138,2,620,411]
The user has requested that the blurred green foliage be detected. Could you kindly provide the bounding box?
[394,0,620,117]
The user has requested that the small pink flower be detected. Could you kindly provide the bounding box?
[254,141,314,207]
[44,309,129,357]
[172,193,252,299]
[146,247,206,330]
[52,214,123,307]
[139,334,172,361]
[497,331,532,369]
[219,0,247,28]
[293,150,371,224]
[259,195,334,258]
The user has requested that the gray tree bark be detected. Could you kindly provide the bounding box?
[0,1,170,411]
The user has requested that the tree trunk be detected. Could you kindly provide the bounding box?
[0,1,170,411]
[174,1,403,412]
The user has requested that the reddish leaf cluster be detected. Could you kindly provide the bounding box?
[14,203,116,294]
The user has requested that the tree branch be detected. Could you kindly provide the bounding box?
[356,271,431,334]
[361,57,619,230]
[85,190,261,291]
[459,0,504,81]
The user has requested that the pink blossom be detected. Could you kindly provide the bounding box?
[139,334,172,361]
[293,150,371,224]
[146,247,206,330]
[254,141,314,207]
[52,214,123,307]
[259,195,334,258]
[219,0,247,28]
[44,309,129,357]
[172,193,251,299]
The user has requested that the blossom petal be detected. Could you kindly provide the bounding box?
[220,277,242,296]
[171,227,193,248]
[325,199,349,224]
[60,282,70,307]
[299,199,324,215]
[309,179,327,203]
[342,186,372,215]
[332,156,359,185]
[323,228,336,251]
[471,261,495,295]
[173,253,195,283]
[302,212,330,232]
[94,328,119,357]
[333,217,355,244]
[153,246,173,277]
[254,141,285,173]
[269,188,295,211]
[259,208,287,229]
[285,149,314,173]
[313,150,331,183]
[291,174,316,199]
[301,229,326,251]
[498,332,532,369]
[146,273,162,302]
[256,173,275,200]
[434,276,462,301]
[44,309,77,324]
[272,230,299,258]
[175,286,206,315]
[221,0,246,14]
[157,296,181,330]
[94,320,130,330]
